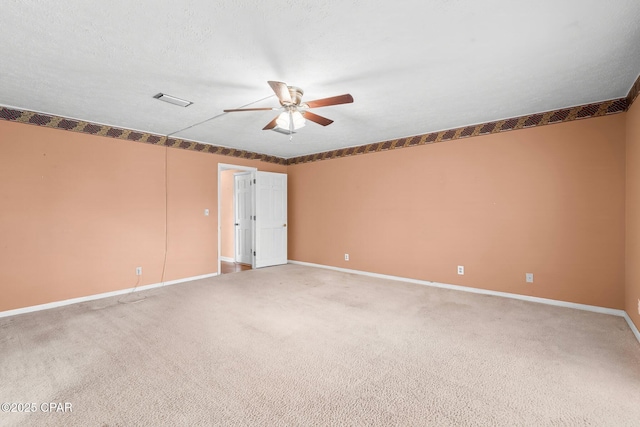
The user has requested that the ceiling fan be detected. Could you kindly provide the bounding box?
[223,81,354,135]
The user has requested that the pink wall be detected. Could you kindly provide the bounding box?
[164,148,218,282]
[0,120,285,312]
[288,114,627,309]
[626,99,640,330]
[1,102,638,319]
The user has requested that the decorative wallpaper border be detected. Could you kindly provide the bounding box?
[286,97,630,165]
[0,107,287,165]
[627,73,640,107]
[2,72,639,166]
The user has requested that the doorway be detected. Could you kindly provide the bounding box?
[234,172,253,265]
[217,164,288,275]
[218,164,256,275]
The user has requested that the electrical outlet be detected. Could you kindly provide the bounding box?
[526,273,534,283]
[204,209,209,216]
[136,267,142,276]
[457,266,464,275]
[344,254,349,261]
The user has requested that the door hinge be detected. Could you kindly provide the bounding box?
[253,251,256,256]
[253,178,256,184]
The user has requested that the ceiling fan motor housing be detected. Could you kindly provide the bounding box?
[286,86,304,106]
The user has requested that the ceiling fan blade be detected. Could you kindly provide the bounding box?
[304,94,354,109]
[223,107,276,112]
[268,81,292,104]
[262,116,279,130]
[303,111,334,126]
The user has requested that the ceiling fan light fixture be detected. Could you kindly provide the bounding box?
[276,111,305,130]
[292,111,306,129]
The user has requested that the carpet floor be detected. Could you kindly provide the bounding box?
[1,264,639,426]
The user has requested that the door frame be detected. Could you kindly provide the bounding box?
[217,163,257,274]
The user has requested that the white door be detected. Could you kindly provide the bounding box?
[234,172,253,265]
[254,171,287,268]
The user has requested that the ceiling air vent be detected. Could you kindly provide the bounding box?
[153,93,192,107]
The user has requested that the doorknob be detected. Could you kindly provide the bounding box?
[235,223,239,226]
[283,224,287,227]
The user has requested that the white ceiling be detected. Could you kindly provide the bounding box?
[1,0,639,158]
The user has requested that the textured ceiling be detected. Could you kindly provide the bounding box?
[1,0,639,158]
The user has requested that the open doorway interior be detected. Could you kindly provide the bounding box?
[218,164,256,275]
[218,163,288,275]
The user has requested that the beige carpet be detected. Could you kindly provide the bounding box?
[1,264,639,426]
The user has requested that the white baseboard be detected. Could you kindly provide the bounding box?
[0,272,218,319]
[287,260,627,318]
[624,312,640,344]
[288,260,640,344]
[219,256,235,263]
